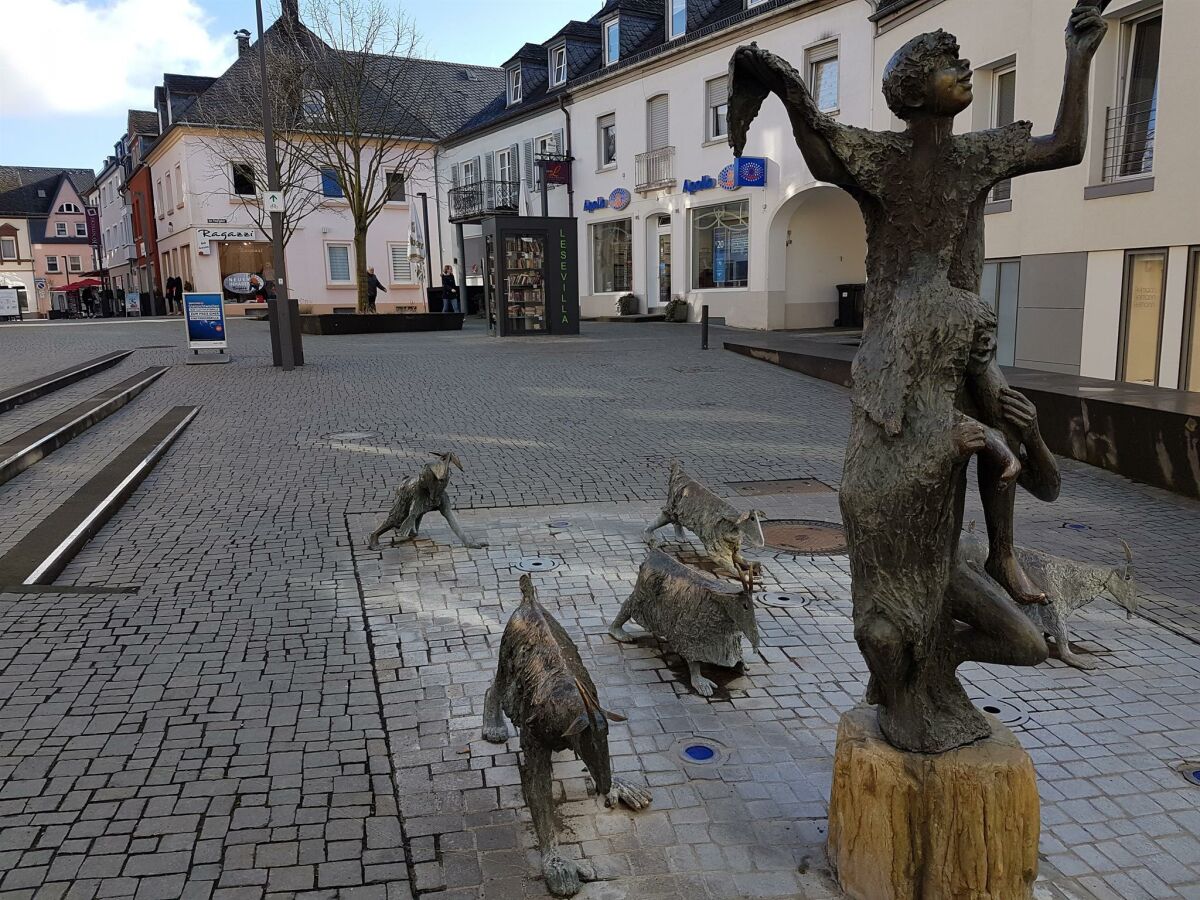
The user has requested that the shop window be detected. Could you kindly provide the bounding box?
[389,242,412,283]
[1,236,16,259]
[68,255,82,272]
[46,256,60,273]
[231,162,256,197]
[598,114,616,168]
[1182,248,1200,392]
[218,240,274,302]
[706,77,728,142]
[807,41,839,113]
[326,243,352,284]
[692,199,749,289]
[321,168,344,198]
[75,223,88,237]
[386,171,406,201]
[591,219,631,294]
[1119,249,1167,385]
[990,65,1017,202]
[56,223,68,237]
[604,19,619,66]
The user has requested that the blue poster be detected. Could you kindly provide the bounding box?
[712,227,727,285]
[183,292,228,349]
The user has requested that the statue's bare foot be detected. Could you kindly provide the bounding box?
[481,723,508,743]
[608,624,636,643]
[542,853,591,898]
[688,663,716,697]
[1051,640,1097,670]
[607,777,652,811]
[987,554,1047,606]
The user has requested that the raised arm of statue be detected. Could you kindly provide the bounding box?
[1021,3,1108,174]
[728,43,857,188]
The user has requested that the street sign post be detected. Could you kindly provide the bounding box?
[263,190,285,214]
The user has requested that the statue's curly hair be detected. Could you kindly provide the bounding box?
[882,30,961,120]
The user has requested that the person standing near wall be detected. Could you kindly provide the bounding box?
[440,264,459,314]
[366,266,386,313]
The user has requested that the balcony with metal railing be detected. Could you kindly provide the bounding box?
[635,146,675,193]
[448,179,521,223]
[1102,98,1156,183]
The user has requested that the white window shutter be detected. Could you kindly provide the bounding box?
[647,95,669,150]
[522,139,534,187]
[451,163,460,188]
[484,151,495,207]
[390,243,412,283]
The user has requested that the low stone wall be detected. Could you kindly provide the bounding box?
[299,313,465,335]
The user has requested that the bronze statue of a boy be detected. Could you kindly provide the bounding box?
[729,4,1107,751]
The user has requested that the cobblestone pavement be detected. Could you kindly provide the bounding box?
[1,318,1198,900]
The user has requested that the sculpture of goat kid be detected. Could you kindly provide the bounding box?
[644,461,765,578]
[483,575,651,898]
[609,549,759,697]
[960,536,1137,670]
[367,451,486,551]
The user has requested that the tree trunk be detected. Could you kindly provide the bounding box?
[354,226,370,313]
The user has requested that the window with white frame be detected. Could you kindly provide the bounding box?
[691,199,749,290]
[647,94,669,150]
[389,242,413,283]
[497,148,515,186]
[165,172,173,210]
[508,67,522,105]
[58,203,81,213]
[325,243,352,284]
[603,19,619,66]
[1113,8,1161,180]
[155,179,163,217]
[301,90,326,120]
[598,113,617,168]
[461,157,479,186]
[75,222,87,237]
[705,76,728,141]
[68,255,82,272]
[550,46,567,87]
[175,164,184,207]
[55,223,68,237]
[46,256,60,272]
[807,41,839,113]
[668,0,686,39]
[990,64,1017,202]
[1,236,17,259]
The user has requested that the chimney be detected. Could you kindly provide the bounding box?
[235,29,251,57]
[281,0,300,25]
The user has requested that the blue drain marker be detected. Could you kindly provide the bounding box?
[683,744,716,762]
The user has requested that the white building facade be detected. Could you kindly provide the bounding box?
[90,158,135,292]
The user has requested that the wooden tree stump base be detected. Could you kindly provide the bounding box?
[827,704,1039,900]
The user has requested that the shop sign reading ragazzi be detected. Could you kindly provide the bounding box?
[197,227,260,254]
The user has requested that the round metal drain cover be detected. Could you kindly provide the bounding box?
[515,557,560,573]
[976,698,1029,728]
[760,591,811,609]
[1178,762,1200,787]
[325,431,379,441]
[548,520,570,529]
[761,519,847,556]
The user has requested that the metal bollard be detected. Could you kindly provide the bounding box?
[701,304,709,350]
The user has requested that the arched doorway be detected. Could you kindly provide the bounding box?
[767,185,866,329]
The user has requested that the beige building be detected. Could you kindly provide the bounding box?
[872,0,1198,389]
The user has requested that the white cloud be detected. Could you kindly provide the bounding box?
[1,0,235,117]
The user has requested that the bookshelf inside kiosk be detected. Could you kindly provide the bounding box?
[482,216,578,337]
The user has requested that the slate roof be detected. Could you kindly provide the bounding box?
[28,219,91,246]
[446,0,804,145]
[128,110,160,137]
[176,18,503,143]
[0,168,96,217]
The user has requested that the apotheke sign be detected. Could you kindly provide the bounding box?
[583,188,632,213]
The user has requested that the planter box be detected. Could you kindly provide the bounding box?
[299,313,465,335]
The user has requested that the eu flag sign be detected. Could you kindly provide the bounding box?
[735,157,767,188]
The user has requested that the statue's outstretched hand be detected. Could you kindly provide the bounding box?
[1066,4,1107,61]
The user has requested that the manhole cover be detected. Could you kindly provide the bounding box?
[976,698,1029,728]
[515,557,560,573]
[325,431,379,441]
[760,591,811,609]
[728,479,834,497]
[1061,522,1090,531]
[547,520,570,529]
[1177,762,1200,787]
[761,519,847,555]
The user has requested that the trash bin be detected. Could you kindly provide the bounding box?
[835,283,865,327]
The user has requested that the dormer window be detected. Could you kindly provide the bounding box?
[508,68,522,105]
[550,46,567,87]
[668,0,686,40]
[603,19,619,66]
[58,202,81,213]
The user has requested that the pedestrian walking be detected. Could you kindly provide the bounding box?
[441,265,459,314]
[366,266,386,313]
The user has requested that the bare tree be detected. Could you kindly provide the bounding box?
[286,0,435,312]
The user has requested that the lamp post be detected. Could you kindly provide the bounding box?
[255,0,302,369]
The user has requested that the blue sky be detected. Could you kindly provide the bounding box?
[0,0,600,174]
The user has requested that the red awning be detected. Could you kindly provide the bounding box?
[57,278,102,291]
